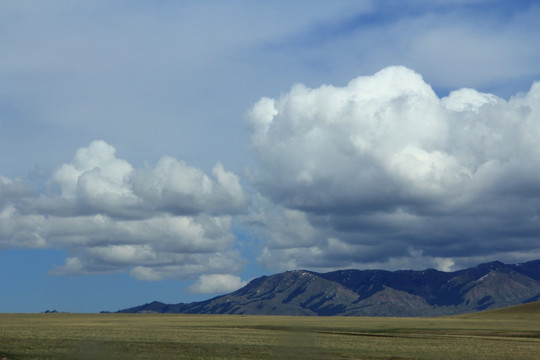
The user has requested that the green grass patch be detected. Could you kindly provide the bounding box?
[0,309,539,359]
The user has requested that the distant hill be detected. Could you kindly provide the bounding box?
[118,260,540,317]
[458,299,540,320]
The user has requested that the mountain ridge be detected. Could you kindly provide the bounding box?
[118,260,540,316]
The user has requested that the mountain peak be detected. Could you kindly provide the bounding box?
[474,260,505,270]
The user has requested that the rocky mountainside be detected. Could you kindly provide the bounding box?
[118,260,540,316]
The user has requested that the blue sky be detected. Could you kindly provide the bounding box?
[1,0,540,313]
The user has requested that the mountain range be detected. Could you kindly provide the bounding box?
[118,260,540,316]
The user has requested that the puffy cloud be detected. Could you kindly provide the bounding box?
[0,140,249,280]
[53,140,134,198]
[246,66,540,271]
[189,274,248,294]
[247,67,446,212]
[132,157,249,215]
[48,140,141,218]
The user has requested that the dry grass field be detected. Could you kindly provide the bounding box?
[1,302,539,360]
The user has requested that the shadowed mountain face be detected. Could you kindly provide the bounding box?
[118,260,540,316]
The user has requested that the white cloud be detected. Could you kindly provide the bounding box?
[0,140,248,280]
[129,266,165,282]
[246,66,540,271]
[49,140,141,218]
[53,140,133,198]
[434,257,455,272]
[132,157,249,215]
[189,274,247,294]
[49,140,249,217]
[247,67,453,211]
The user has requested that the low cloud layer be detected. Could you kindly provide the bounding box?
[246,66,540,271]
[0,141,249,281]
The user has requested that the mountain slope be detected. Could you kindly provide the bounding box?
[458,300,540,320]
[118,260,540,316]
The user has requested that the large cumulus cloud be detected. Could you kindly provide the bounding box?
[246,66,540,271]
[0,140,249,282]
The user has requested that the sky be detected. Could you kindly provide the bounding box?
[1,0,540,313]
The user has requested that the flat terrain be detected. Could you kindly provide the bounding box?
[1,302,539,359]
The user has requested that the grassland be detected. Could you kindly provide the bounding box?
[1,302,539,360]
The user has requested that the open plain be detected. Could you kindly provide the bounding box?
[1,302,539,360]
